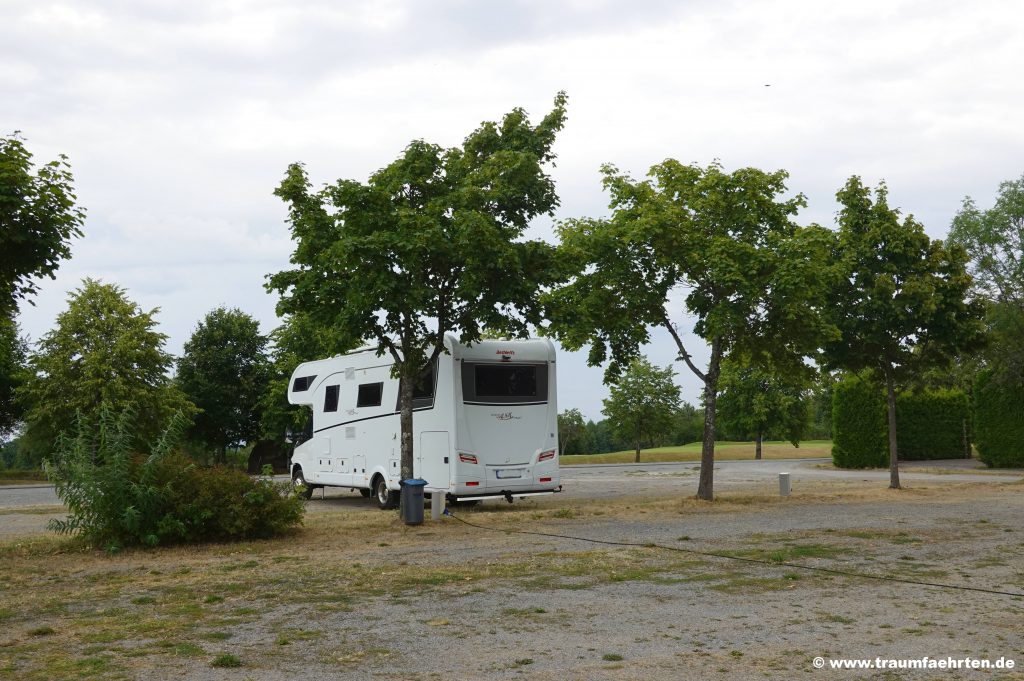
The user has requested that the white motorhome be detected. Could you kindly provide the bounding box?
[287,334,561,508]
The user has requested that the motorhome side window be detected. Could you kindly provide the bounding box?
[323,385,340,412]
[357,382,383,408]
[463,363,548,404]
[292,375,316,392]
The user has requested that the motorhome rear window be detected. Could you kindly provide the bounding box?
[463,363,548,404]
[357,382,383,408]
[292,375,316,392]
[323,385,339,412]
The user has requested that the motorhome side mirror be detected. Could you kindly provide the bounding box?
[284,428,294,444]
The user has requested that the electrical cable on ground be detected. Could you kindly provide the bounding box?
[445,511,1024,599]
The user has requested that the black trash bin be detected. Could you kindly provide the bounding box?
[400,478,427,525]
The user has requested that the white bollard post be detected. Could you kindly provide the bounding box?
[431,493,443,521]
[779,472,791,497]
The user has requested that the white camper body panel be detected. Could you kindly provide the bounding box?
[287,335,560,502]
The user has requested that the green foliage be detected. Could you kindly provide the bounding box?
[268,94,569,478]
[973,370,1024,468]
[831,375,887,468]
[546,161,833,381]
[808,373,836,440]
[0,313,27,439]
[0,133,85,314]
[716,355,812,447]
[895,390,970,461]
[824,178,986,484]
[949,174,1024,307]
[17,279,195,465]
[557,408,585,455]
[545,159,834,498]
[833,376,971,465]
[825,177,986,383]
[949,175,1024,383]
[601,358,680,461]
[177,307,270,461]
[45,406,304,551]
[671,403,704,445]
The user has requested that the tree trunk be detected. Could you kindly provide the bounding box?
[883,363,901,489]
[399,372,415,482]
[755,432,762,460]
[696,339,722,501]
[219,444,227,465]
[634,440,641,464]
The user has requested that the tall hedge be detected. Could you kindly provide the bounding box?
[831,376,887,468]
[833,377,971,467]
[896,390,970,461]
[974,370,1024,468]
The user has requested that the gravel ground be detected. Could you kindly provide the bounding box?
[2,463,1022,680]
[162,485,1024,681]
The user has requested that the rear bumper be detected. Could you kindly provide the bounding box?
[450,486,563,503]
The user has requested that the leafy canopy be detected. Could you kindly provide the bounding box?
[823,177,986,381]
[601,357,680,456]
[949,174,1024,382]
[949,173,1024,306]
[545,160,834,380]
[17,279,194,463]
[716,354,812,446]
[177,307,270,460]
[0,133,85,314]
[268,93,569,374]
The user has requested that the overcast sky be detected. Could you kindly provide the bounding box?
[4,0,1023,420]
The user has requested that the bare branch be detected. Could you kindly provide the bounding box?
[662,313,707,383]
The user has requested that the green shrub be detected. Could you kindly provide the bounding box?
[974,370,1024,468]
[831,375,887,468]
[896,389,970,460]
[45,406,304,551]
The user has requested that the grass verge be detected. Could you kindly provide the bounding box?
[562,440,832,465]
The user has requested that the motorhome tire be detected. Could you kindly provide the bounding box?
[358,488,372,498]
[292,468,315,500]
[373,476,399,510]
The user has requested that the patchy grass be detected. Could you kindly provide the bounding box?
[0,506,66,516]
[210,653,242,668]
[562,440,832,465]
[0,481,1020,679]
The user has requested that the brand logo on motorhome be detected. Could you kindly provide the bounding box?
[491,412,521,421]
[495,349,515,357]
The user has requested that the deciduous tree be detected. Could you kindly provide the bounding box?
[949,175,1024,382]
[601,358,680,463]
[823,178,986,488]
[545,161,834,499]
[0,133,85,314]
[557,408,585,455]
[17,279,194,463]
[716,355,812,459]
[268,94,568,481]
[177,307,270,463]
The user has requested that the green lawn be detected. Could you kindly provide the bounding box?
[561,440,832,465]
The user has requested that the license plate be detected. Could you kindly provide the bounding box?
[496,469,522,479]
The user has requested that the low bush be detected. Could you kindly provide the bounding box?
[974,370,1024,468]
[45,407,304,551]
